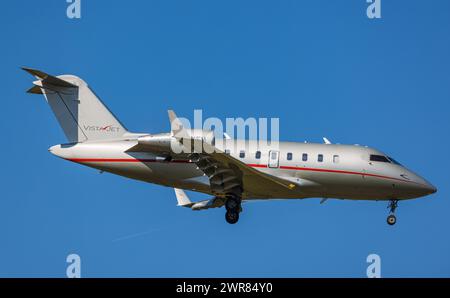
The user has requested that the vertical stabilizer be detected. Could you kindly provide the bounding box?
[23,67,128,143]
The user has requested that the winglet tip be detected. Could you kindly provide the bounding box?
[174,188,192,207]
[168,109,177,120]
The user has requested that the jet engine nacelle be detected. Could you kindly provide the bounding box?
[187,129,216,146]
[136,134,172,153]
[135,129,216,155]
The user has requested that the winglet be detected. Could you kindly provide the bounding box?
[168,110,178,126]
[174,188,193,207]
[168,110,190,139]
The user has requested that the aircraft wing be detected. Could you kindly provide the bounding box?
[174,188,225,210]
[174,188,285,211]
[168,110,299,198]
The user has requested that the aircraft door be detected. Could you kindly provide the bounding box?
[268,150,280,168]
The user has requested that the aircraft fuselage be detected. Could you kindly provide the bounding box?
[49,138,436,201]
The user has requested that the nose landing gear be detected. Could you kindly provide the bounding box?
[387,199,398,226]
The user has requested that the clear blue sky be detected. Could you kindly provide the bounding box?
[1,0,449,277]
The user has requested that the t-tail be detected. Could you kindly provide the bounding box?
[22,67,128,143]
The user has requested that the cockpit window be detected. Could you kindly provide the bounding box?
[370,155,390,163]
[388,156,402,166]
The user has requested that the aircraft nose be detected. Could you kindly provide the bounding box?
[400,170,437,198]
[413,175,437,196]
[423,182,437,195]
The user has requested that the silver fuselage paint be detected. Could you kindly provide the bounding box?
[49,137,436,202]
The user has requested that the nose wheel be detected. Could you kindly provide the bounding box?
[387,199,398,226]
[387,214,396,225]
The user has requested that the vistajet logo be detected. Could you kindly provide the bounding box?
[83,125,121,133]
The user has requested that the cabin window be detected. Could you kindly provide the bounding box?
[333,155,339,163]
[302,153,308,161]
[225,149,231,155]
[318,154,323,162]
[287,152,293,161]
[255,151,261,159]
[239,150,245,158]
[370,154,390,163]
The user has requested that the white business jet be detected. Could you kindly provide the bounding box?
[23,68,436,225]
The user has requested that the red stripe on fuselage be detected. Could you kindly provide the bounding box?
[66,158,415,185]
[280,165,410,184]
[248,163,417,184]
[67,158,190,163]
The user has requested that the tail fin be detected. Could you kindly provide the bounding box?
[23,67,128,143]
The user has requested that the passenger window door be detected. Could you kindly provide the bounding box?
[268,150,280,168]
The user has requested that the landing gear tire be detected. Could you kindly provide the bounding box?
[387,199,399,226]
[225,193,242,224]
[225,197,240,211]
[387,214,397,226]
[225,211,239,224]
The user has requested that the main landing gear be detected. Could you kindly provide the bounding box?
[387,199,398,226]
[225,196,242,224]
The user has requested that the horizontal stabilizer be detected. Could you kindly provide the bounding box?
[22,67,77,88]
[26,85,43,94]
